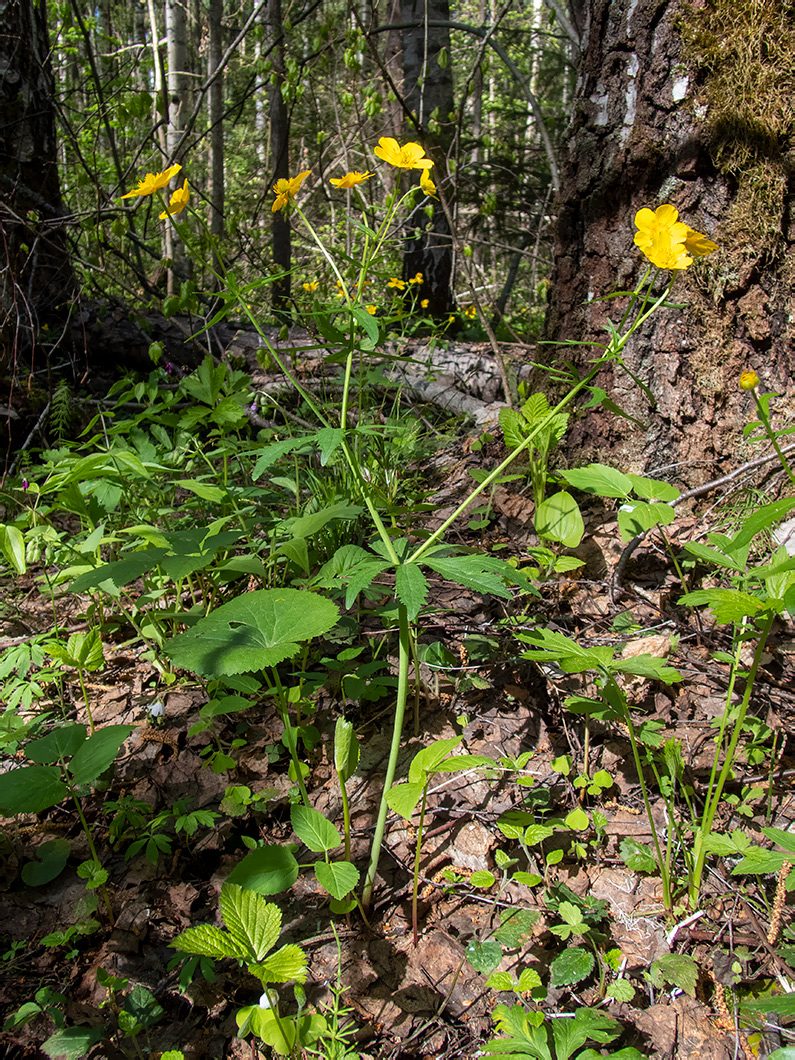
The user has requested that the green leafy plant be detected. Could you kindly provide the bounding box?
[171,882,318,1056]
[386,735,492,942]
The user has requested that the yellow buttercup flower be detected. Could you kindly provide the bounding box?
[684,227,718,257]
[159,178,189,219]
[388,277,406,290]
[374,137,433,170]
[365,304,377,315]
[121,163,182,199]
[409,272,424,284]
[330,171,373,189]
[420,298,429,309]
[634,204,692,270]
[465,305,477,319]
[302,281,319,292]
[739,370,759,391]
[272,170,311,213]
[420,170,437,198]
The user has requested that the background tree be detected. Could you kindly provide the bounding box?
[0,0,75,368]
[544,0,794,482]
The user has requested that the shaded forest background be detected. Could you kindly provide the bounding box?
[1,0,793,479]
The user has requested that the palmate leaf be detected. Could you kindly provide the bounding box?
[164,589,340,676]
[551,1008,621,1060]
[481,1004,551,1060]
[678,588,765,624]
[219,883,281,961]
[170,923,243,960]
[68,725,135,785]
[0,765,67,816]
[423,554,514,599]
[26,723,86,764]
[395,562,428,621]
[251,942,308,984]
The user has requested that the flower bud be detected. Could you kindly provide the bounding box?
[739,370,759,391]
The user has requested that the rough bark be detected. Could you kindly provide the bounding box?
[545,0,794,486]
[0,0,75,368]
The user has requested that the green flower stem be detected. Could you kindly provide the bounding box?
[75,664,95,735]
[62,772,114,923]
[753,391,795,485]
[338,772,352,863]
[613,677,672,915]
[411,786,429,946]
[361,602,411,909]
[270,667,310,808]
[689,611,775,906]
[408,360,606,564]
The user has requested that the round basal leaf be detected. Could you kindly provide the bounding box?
[564,806,590,831]
[465,938,503,975]
[550,945,595,987]
[21,838,71,887]
[41,1025,105,1060]
[314,859,359,900]
[68,725,135,785]
[0,765,66,816]
[26,724,87,764]
[385,781,423,820]
[329,896,357,915]
[164,589,340,676]
[559,463,632,498]
[469,870,496,889]
[237,1007,296,1053]
[534,492,584,547]
[291,804,341,853]
[227,845,299,895]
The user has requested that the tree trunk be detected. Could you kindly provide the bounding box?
[208,0,224,247]
[165,0,189,291]
[0,0,75,367]
[545,0,794,485]
[401,0,455,316]
[266,0,291,318]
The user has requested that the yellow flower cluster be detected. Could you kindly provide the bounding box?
[634,205,718,270]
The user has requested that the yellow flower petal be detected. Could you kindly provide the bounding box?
[374,137,433,170]
[420,170,437,198]
[684,227,718,256]
[272,170,311,212]
[121,163,182,199]
[330,170,373,189]
[739,369,759,391]
[159,178,189,219]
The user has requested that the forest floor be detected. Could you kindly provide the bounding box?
[1,340,794,1060]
